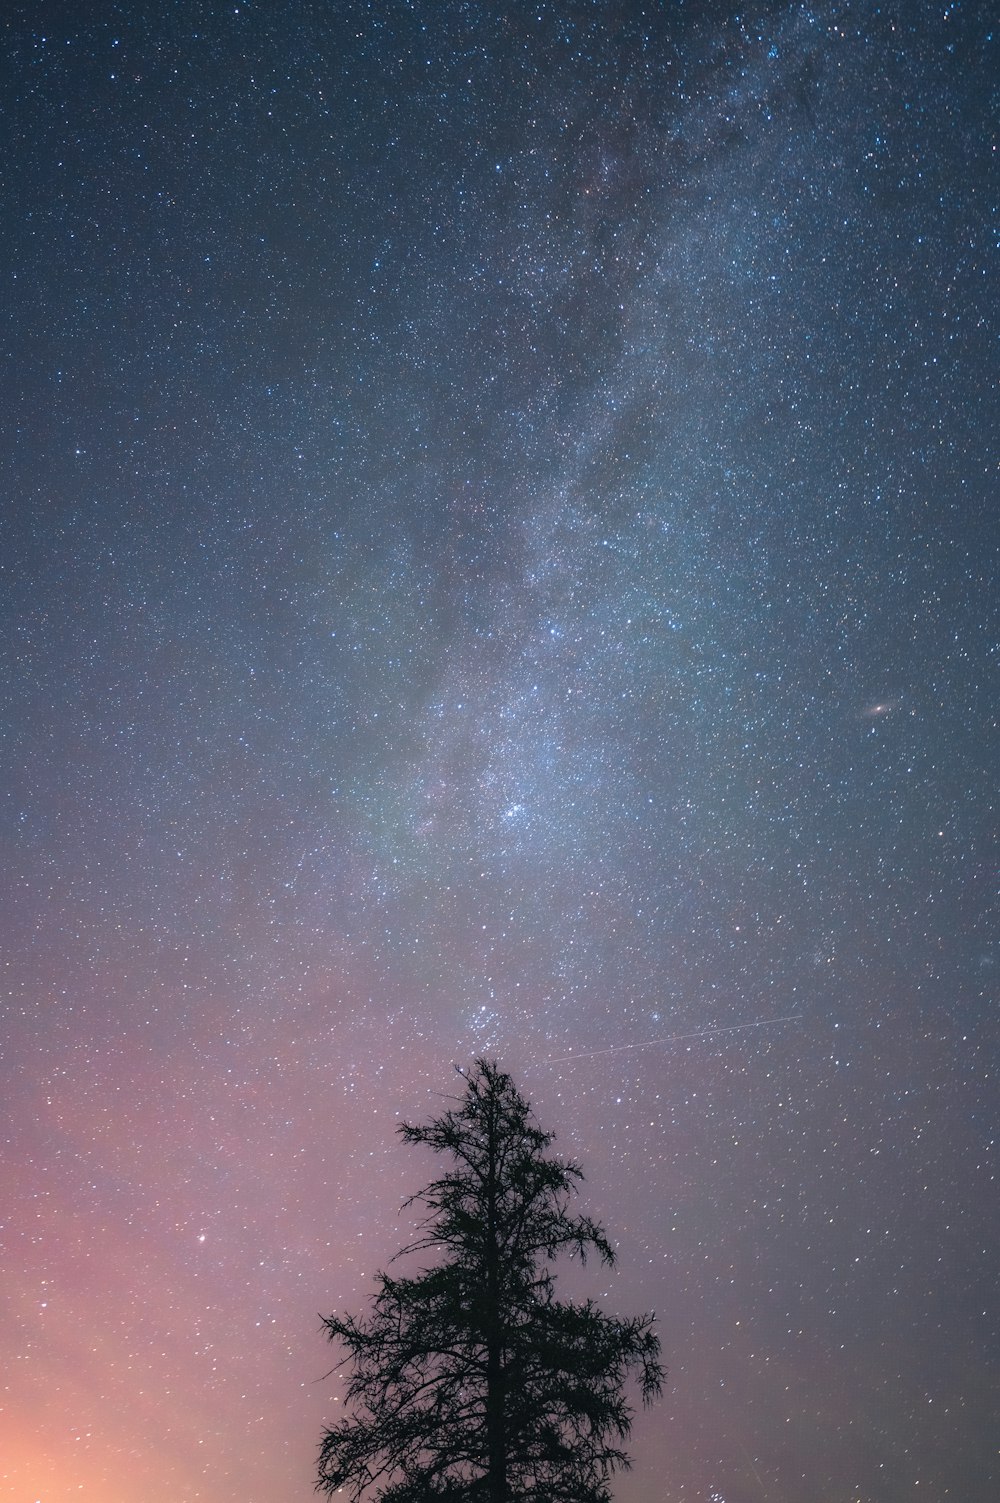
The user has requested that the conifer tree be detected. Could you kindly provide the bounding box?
[317,1059,663,1503]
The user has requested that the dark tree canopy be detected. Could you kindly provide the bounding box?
[317,1060,664,1503]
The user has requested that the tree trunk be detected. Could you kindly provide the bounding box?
[484,1093,507,1503]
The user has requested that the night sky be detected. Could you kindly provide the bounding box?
[2,2,997,1500]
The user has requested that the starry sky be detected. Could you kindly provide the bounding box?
[2,2,997,1500]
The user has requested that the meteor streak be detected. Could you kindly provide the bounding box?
[542,1013,802,1065]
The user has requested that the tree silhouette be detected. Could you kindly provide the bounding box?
[317,1059,664,1503]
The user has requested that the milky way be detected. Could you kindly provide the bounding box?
[2,3,996,1500]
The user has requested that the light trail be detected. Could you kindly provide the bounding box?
[541,1013,802,1065]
